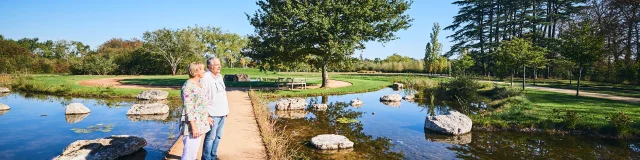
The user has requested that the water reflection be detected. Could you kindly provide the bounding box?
[381,101,401,107]
[127,113,169,122]
[0,110,8,116]
[65,113,90,124]
[447,132,640,159]
[271,88,640,160]
[0,92,182,159]
[424,130,471,145]
[275,101,404,160]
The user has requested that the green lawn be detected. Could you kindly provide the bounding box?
[9,68,428,98]
[487,77,640,98]
[474,86,640,137]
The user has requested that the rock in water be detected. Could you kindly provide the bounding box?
[313,104,328,111]
[53,135,146,160]
[275,98,307,110]
[0,87,9,93]
[65,103,90,114]
[392,83,403,89]
[0,103,10,110]
[310,134,354,150]
[403,94,415,100]
[380,94,402,102]
[126,103,169,115]
[350,99,364,107]
[136,90,168,100]
[127,113,169,122]
[65,113,90,124]
[424,111,472,135]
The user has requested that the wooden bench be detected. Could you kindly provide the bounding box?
[275,77,306,89]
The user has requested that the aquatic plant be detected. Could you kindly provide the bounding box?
[71,124,115,134]
[336,117,359,124]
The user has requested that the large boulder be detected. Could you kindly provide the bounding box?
[65,103,90,114]
[380,94,402,102]
[275,110,307,119]
[126,113,169,122]
[350,99,364,107]
[0,87,9,93]
[65,113,90,124]
[53,135,147,160]
[0,103,9,116]
[275,98,307,110]
[310,134,354,150]
[136,90,168,100]
[313,104,328,111]
[424,111,472,135]
[0,103,10,110]
[392,83,403,90]
[126,103,169,115]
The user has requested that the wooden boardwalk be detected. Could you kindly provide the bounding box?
[165,90,266,160]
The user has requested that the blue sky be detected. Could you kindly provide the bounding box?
[0,0,459,60]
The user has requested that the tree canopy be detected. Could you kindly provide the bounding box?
[246,0,414,87]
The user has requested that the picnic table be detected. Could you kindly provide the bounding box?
[275,77,306,89]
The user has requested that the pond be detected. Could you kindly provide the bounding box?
[0,93,181,160]
[268,88,640,159]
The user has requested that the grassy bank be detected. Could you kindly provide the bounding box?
[474,85,640,138]
[8,75,180,98]
[248,91,295,160]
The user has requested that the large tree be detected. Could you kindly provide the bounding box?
[143,28,205,75]
[190,26,248,67]
[246,0,413,87]
[495,38,547,89]
[560,22,605,96]
[425,22,443,74]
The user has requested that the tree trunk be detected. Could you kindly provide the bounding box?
[534,68,537,85]
[569,71,572,85]
[171,64,178,76]
[523,65,526,90]
[511,69,514,87]
[321,63,329,88]
[576,66,583,96]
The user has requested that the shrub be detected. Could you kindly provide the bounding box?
[444,75,481,99]
[553,109,582,129]
[607,111,633,137]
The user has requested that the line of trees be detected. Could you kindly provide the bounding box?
[0,26,248,75]
[446,0,640,85]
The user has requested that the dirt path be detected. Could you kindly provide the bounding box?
[77,77,179,90]
[485,81,640,104]
[166,90,266,160]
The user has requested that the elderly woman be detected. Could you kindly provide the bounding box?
[180,62,213,160]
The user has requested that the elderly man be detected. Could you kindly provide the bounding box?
[200,57,229,160]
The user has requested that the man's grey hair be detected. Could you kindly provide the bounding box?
[206,57,220,68]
